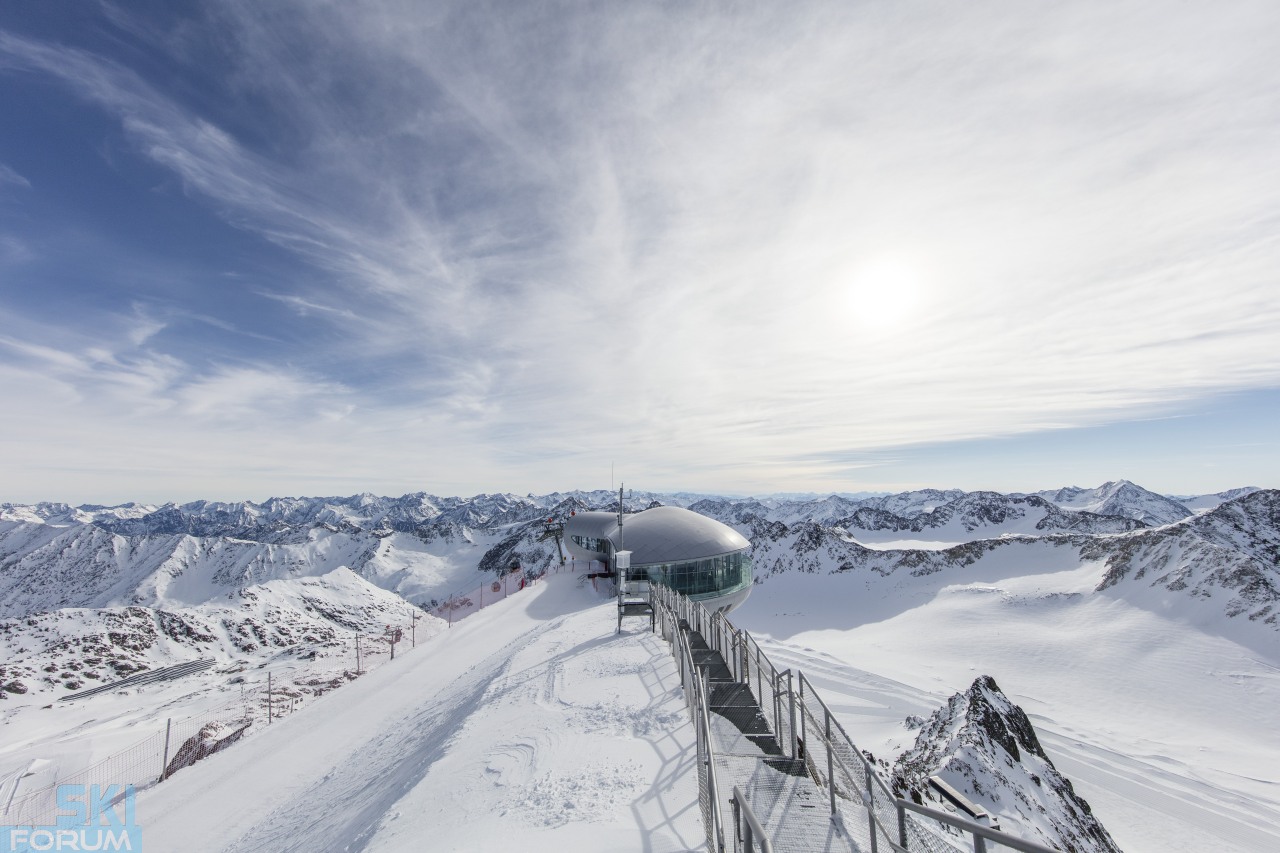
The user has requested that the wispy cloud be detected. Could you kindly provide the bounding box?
[254,291,359,322]
[1,1,1279,500]
[0,162,29,188]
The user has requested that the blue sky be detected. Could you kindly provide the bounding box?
[1,1,1278,504]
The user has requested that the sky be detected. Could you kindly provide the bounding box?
[1,0,1278,505]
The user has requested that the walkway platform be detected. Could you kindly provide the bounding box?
[683,624,866,853]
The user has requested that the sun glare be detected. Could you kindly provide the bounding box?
[844,258,926,330]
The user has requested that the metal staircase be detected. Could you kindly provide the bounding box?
[649,585,1061,853]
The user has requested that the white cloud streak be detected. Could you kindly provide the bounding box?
[1,1,1279,500]
[0,162,30,188]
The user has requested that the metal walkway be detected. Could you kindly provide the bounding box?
[685,621,865,853]
[651,585,1063,853]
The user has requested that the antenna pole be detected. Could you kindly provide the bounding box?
[617,483,625,608]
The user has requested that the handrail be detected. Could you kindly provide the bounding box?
[731,786,774,853]
[651,582,1064,853]
[895,800,1059,853]
[658,585,726,852]
[798,670,898,803]
[699,666,726,851]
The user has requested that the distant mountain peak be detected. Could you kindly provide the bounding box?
[1033,481,1192,526]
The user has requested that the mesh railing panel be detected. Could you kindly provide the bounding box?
[903,815,969,853]
[5,693,261,826]
[7,729,166,826]
[651,583,1057,853]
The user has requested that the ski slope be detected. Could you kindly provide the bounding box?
[136,573,702,852]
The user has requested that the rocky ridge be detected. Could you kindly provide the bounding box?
[893,676,1122,852]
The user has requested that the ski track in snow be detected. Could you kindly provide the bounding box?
[1038,730,1280,853]
[222,627,531,852]
[135,574,702,853]
[755,636,1280,853]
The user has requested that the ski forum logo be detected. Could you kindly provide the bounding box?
[2,784,141,852]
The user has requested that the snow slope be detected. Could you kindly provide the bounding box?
[136,572,702,853]
[734,566,1280,853]
[1173,487,1261,513]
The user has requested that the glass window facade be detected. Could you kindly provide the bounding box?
[629,550,753,600]
[570,534,610,555]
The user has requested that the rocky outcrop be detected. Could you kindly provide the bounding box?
[893,676,1121,852]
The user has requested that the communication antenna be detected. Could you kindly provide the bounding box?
[616,482,625,613]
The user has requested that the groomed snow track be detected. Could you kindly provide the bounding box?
[135,571,703,852]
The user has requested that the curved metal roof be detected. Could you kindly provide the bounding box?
[566,511,620,542]
[567,506,749,564]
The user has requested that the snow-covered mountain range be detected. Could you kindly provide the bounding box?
[2,480,1274,701]
[2,480,1276,852]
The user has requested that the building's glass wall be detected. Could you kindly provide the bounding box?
[630,550,753,600]
[570,534,610,555]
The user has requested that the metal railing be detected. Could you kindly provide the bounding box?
[423,559,585,627]
[731,786,774,853]
[4,697,253,826]
[658,585,727,852]
[650,584,1060,853]
[895,801,1061,853]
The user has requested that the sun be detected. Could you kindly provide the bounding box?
[844,257,926,330]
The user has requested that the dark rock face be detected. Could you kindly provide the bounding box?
[893,676,1122,853]
[964,676,1046,764]
[477,523,560,576]
[163,719,253,779]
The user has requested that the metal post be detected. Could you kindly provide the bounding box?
[268,672,273,723]
[974,836,988,853]
[799,675,807,764]
[747,645,757,701]
[448,594,454,627]
[732,627,742,681]
[898,801,908,851]
[159,718,172,782]
[788,670,797,760]
[732,793,742,851]
[356,634,362,673]
[773,672,781,741]
[866,764,879,853]
[826,709,836,817]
